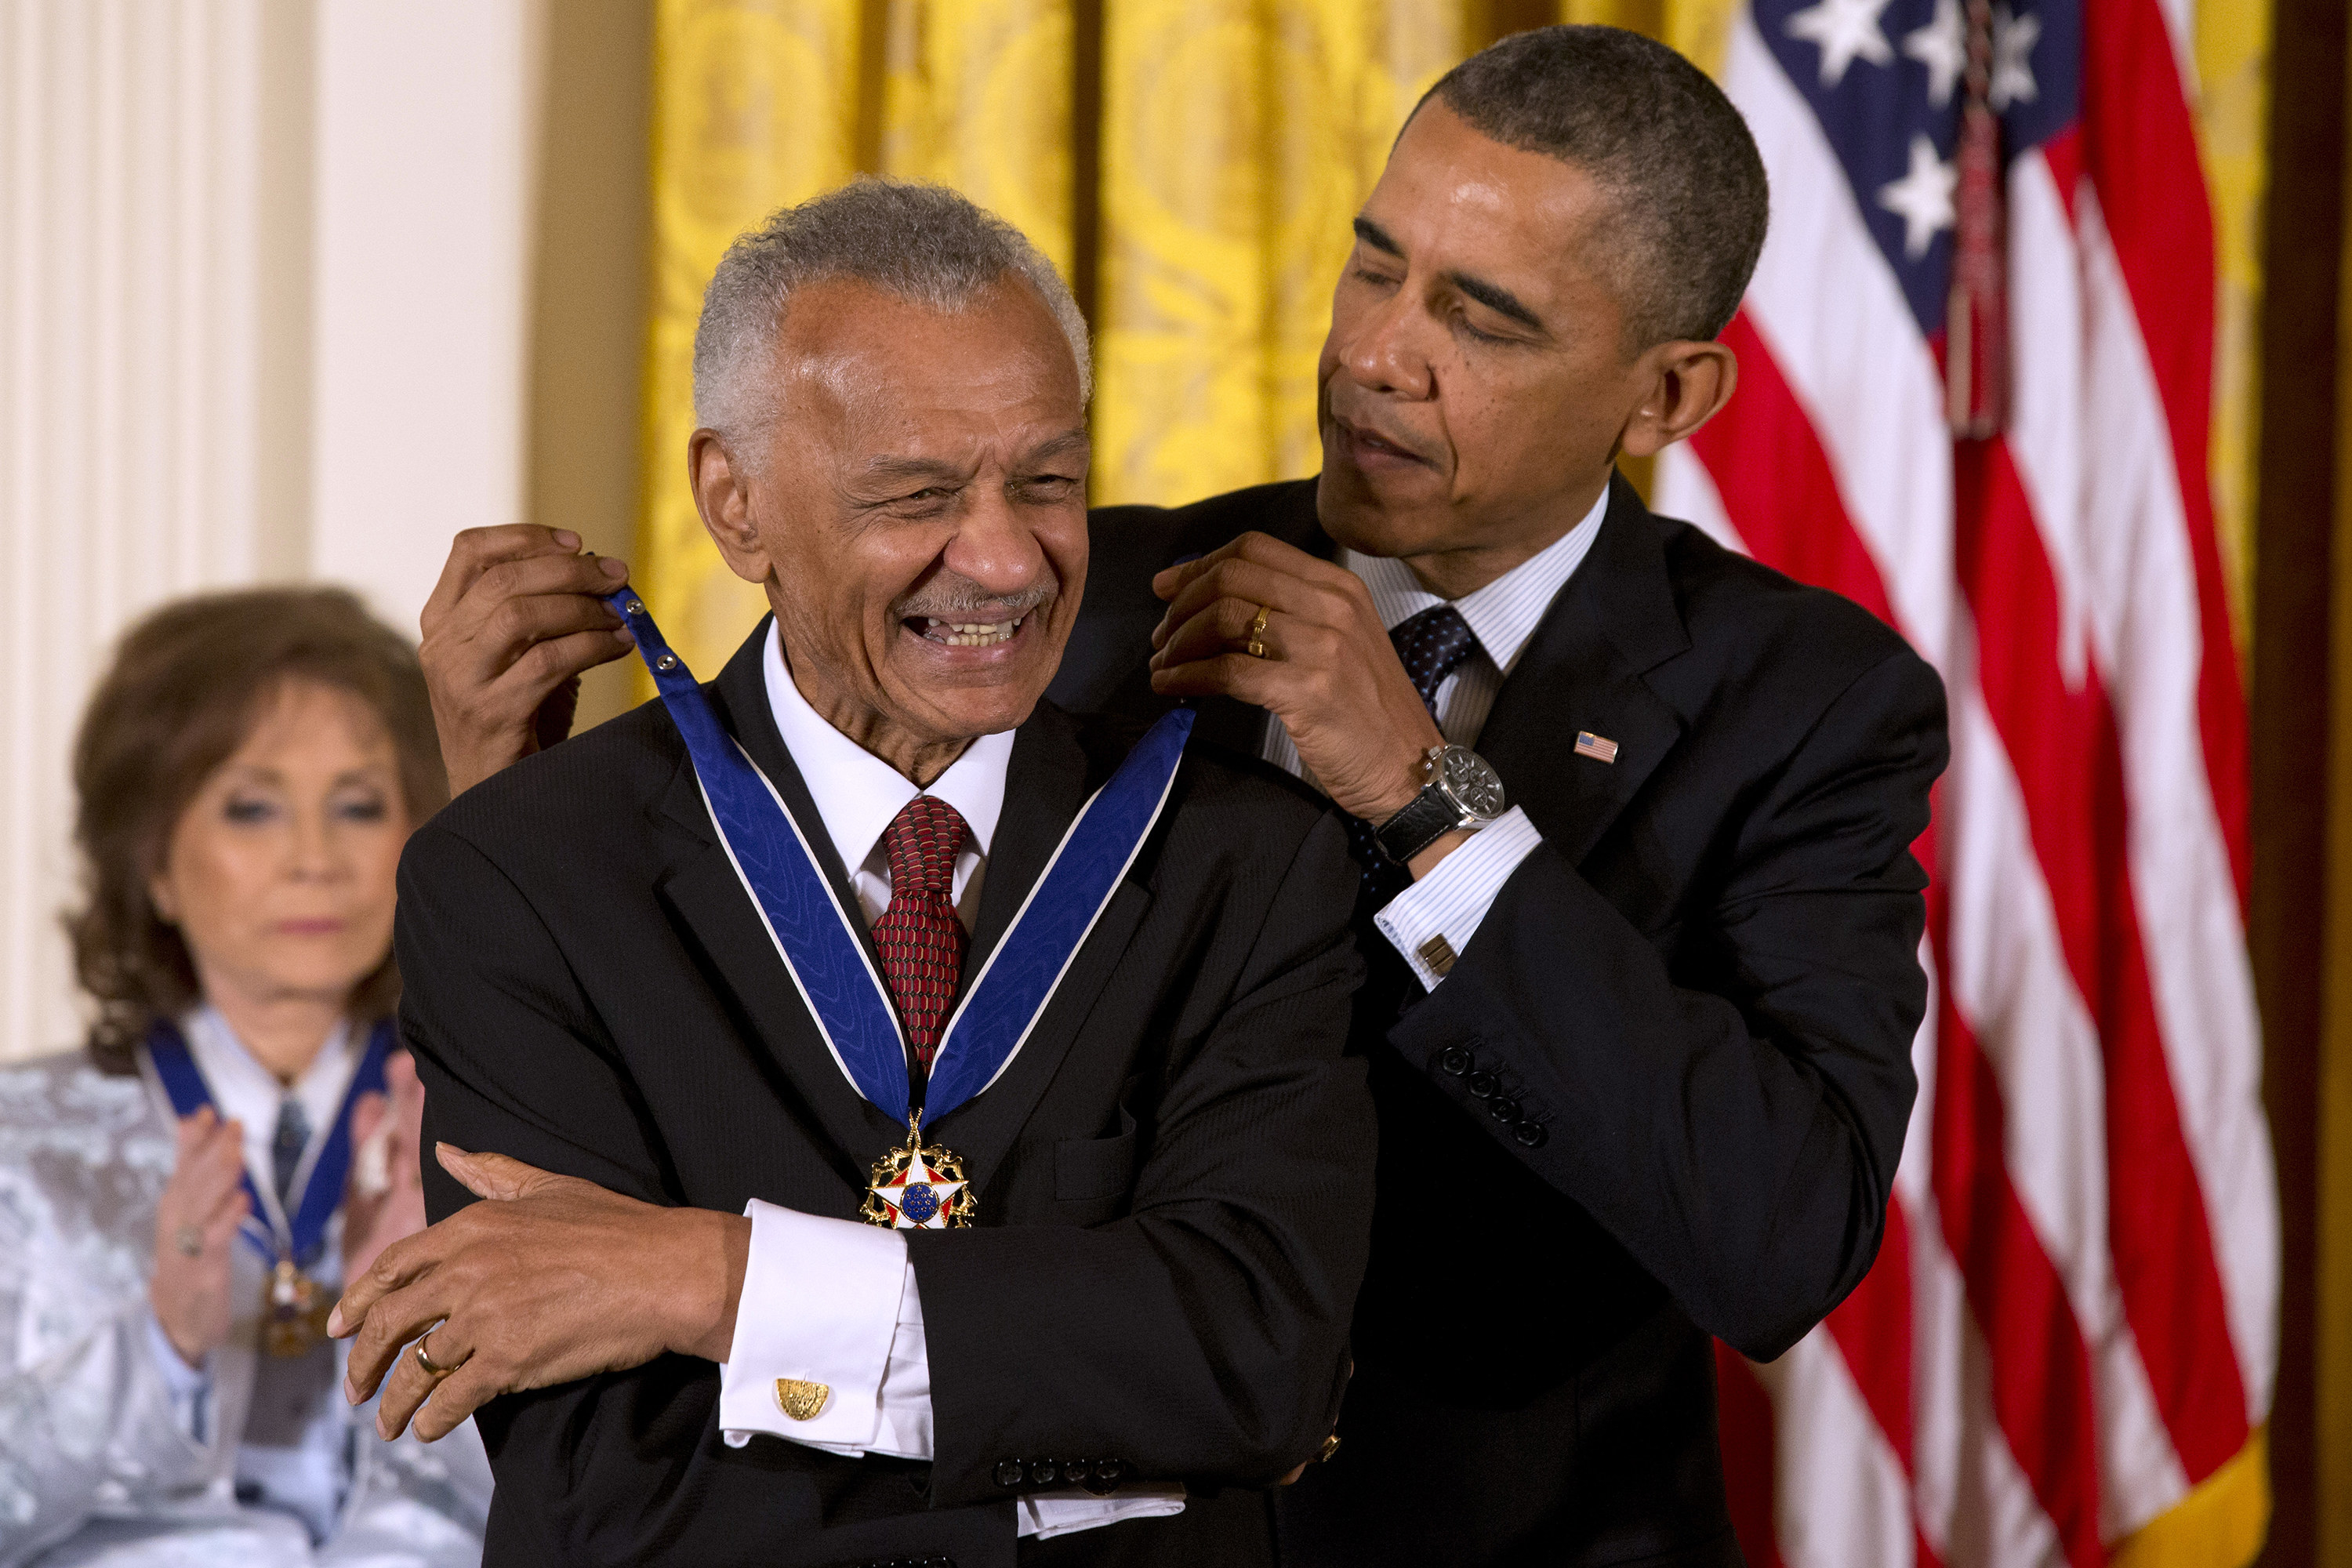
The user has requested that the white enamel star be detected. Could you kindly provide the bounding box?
[1903,0,1968,108]
[1989,2,2042,111]
[1784,0,1896,88]
[870,1145,967,1230]
[1878,134,1958,260]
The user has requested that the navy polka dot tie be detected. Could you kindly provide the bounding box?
[1350,604,1481,903]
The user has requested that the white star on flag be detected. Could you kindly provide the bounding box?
[1903,0,1967,108]
[869,1145,967,1229]
[1784,0,1896,88]
[1989,2,2042,111]
[1878,134,1958,260]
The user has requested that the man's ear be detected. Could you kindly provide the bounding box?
[1617,339,1738,459]
[688,430,772,586]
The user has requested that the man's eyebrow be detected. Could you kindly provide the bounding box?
[1352,216,1548,336]
[861,454,968,483]
[1445,270,1547,335]
[1020,429,1090,466]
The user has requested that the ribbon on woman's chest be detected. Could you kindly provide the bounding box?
[613,593,1192,1230]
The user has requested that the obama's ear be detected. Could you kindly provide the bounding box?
[1617,339,1738,459]
[689,430,773,585]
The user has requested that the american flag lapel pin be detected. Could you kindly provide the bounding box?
[1573,731,1619,764]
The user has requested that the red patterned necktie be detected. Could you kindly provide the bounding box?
[873,795,971,1079]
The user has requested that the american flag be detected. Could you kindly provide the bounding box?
[1650,1,2277,1564]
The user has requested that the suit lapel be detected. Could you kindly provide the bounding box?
[938,703,1156,1186]
[652,624,905,1177]
[1478,474,1691,866]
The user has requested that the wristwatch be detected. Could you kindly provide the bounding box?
[1374,744,1508,866]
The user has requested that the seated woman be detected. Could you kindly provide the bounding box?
[0,588,490,1566]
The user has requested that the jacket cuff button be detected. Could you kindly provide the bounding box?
[1513,1120,1548,1149]
[1028,1458,1061,1486]
[993,1460,1024,1488]
[1437,1045,1475,1076]
[1486,1094,1520,1123]
[1465,1071,1497,1099]
[1080,1457,1126,1494]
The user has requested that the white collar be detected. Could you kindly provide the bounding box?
[1338,482,1610,676]
[180,1005,361,1213]
[760,621,1013,877]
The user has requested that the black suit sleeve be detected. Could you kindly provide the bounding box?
[1392,647,1945,1361]
[911,810,1370,1504]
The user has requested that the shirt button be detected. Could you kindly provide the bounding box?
[1438,1046,1475,1076]
[993,1460,1024,1488]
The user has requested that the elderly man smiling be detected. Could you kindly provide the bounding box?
[334,183,1371,1566]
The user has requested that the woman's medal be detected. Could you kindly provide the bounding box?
[146,1019,392,1356]
[615,593,1192,1227]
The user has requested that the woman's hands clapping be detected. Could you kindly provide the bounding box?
[149,1107,249,1367]
[343,1051,429,1285]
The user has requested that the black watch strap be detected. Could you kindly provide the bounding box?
[1374,782,1465,866]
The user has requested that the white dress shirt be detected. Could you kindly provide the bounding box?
[1261,485,1610,989]
[149,1005,364,1542]
[716,624,1185,1541]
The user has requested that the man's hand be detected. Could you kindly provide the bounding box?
[418,526,637,796]
[1149,533,1466,870]
[329,1145,749,1443]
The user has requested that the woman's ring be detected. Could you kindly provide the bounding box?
[173,1224,203,1258]
[414,1328,461,1377]
[1246,604,1271,659]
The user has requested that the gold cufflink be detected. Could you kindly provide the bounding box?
[775,1378,831,1421]
[1417,935,1457,977]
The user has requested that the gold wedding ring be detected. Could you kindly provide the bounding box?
[1246,604,1270,659]
[414,1328,460,1377]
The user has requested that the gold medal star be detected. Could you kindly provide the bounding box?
[869,1146,968,1229]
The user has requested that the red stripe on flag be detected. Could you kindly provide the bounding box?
[1693,312,1900,632]
[1951,437,2249,1480]
[2079,0,2252,906]
[1689,322,2111,1562]
[1715,1342,1784,1568]
[1929,935,2106,1568]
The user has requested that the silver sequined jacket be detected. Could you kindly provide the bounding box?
[0,1049,492,1567]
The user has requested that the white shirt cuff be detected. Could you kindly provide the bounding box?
[143,1305,212,1443]
[1017,1486,1189,1539]
[717,1199,927,1457]
[1374,805,1543,990]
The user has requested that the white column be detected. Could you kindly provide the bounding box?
[0,0,543,1061]
[0,0,311,1060]
[308,0,543,635]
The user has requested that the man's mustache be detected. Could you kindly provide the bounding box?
[892,572,1059,622]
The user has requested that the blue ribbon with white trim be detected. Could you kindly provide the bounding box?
[145,1018,392,1269]
[612,592,1189,1124]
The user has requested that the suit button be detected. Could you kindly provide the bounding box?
[1438,1046,1475,1076]
[993,1460,1023,1488]
[1488,1095,1520,1123]
[1515,1120,1548,1149]
[1465,1071,1497,1099]
[1028,1458,1060,1486]
[1081,1457,1126,1494]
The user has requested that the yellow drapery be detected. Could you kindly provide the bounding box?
[632,10,2278,1555]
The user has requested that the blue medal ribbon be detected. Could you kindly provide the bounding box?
[146,1018,392,1269]
[613,593,1191,1125]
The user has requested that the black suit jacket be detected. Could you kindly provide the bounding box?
[397,625,1374,1568]
[1052,474,1948,1568]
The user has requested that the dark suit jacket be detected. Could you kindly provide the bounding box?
[397,624,1374,1568]
[1052,474,1948,1568]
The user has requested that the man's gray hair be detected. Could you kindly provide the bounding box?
[693,179,1092,468]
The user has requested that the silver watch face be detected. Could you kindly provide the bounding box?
[1436,747,1507,822]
